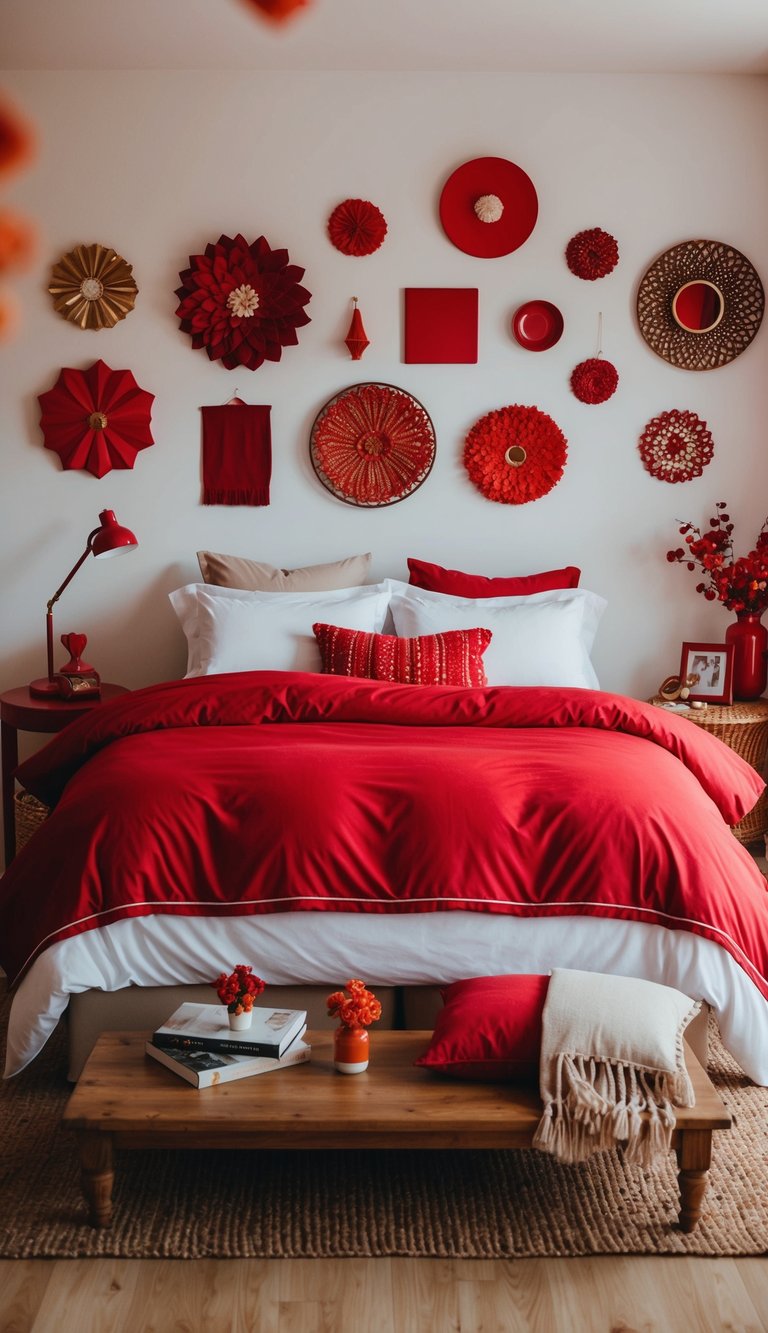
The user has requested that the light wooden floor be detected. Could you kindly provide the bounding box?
[1,1256,766,1332]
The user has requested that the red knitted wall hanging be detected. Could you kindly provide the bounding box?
[201,399,272,505]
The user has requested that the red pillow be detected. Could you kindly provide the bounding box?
[407,557,581,597]
[414,974,550,1082]
[312,622,491,687]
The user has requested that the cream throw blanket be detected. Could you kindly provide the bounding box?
[533,969,700,1168]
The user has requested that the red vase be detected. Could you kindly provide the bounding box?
[333,1024,369,1074]
[725,613,768,701]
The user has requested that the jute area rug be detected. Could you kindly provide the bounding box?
[0,997,766,1259]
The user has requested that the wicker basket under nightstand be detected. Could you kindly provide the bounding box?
[649,697,768,843]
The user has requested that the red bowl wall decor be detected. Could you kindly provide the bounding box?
[511,301,564,352]
[464,404,568,505]
[310,382,436,507]
[638,408,714,483]
[175,233,311,371]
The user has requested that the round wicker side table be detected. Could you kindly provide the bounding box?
[649,697,768,843]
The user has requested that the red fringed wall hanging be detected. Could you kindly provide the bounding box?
[175,233,311,371]
[566,227,619,280]
[328,200,387,256]
[638,409,714,483]
[344,298,369,360]
[38,360,154,478]
[464,404,567,505]
[310,382,435,507]
[201,398,272,506]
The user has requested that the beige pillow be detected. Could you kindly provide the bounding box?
[197,550,372,593]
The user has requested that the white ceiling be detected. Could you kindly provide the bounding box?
[2,0,767,73]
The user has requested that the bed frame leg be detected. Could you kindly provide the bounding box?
[676,1128,712,1232]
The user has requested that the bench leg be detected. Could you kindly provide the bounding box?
[77,1130,114,1227]
[676,1128,712,1233]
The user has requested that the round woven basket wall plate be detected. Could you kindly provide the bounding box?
[310,382,436,507]
[636,239,764,371]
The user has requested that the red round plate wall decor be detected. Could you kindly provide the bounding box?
[464,404,567,505]
[310,382,436,507]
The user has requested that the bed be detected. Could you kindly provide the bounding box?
[1,668,767,1084]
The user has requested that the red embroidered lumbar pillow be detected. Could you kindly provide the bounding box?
[414,974,551,1082]
[312,622,492,687]
[407,557,581,597]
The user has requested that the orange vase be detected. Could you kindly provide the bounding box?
[333,1024,369,1074]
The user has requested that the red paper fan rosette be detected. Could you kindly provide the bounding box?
[175,232,311,370]
[464,404,567,505]
[328,199,387,257]
[38,359,155,479]
[570,357,619,404]
[310,382,435,507]
[638,409,714,483]
[566,228,619,281]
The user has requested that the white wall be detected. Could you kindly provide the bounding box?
[1,71,767,707]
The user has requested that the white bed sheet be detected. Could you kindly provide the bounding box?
[6,911,767,1083]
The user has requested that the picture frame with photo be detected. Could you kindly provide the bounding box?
[679,641,734,705]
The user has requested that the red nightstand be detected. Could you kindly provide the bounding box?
[1,683,128,866]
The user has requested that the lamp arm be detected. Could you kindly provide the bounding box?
[43,529,99,681]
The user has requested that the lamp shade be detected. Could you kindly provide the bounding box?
[91,508,138,558]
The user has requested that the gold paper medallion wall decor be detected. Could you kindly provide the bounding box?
[48,243,138,330]
[637,239,763,371]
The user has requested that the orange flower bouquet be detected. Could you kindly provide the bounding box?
[213,964,265,1029]
[326,979,382,1074]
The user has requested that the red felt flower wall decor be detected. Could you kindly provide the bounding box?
[38,359,155,479]
[638,409,714,483]
[464,405,567,505]
[175,233,312,371]
[328,199,388,257]
[570,357,619,404]
[565,228,619,281]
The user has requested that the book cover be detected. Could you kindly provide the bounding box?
[145,1032,310,1088]
[152,1002,307,1058]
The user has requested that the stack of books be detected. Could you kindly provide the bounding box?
[145,1001,309,1088]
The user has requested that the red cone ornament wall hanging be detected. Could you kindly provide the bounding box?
[638,409,714,483]
[175,233,311,371]
[38,360,155,478]
[328,200,387,257]
[464,404,567,505]
[344,298,369,360]
[566,227,619,280]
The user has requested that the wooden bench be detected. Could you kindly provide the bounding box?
[63,1030,731,1232]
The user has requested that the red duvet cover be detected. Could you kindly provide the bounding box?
[1,671,767,998]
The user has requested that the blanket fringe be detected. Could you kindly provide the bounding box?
[533,1052,694,1168]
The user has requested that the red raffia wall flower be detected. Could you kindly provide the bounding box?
[565,227,619,280]
[328,199,388,256]
[326,979,382,1029]
[175,233,311,371]
[38,360,155,479]
[464,404,567,505]
[638,408,714,483]
[240,0,311,23]
[310,382,435,507]
[667,502,768,614]
[570,357,618,404]
[213,963,266,1015]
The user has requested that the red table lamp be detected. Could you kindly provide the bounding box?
[29,509,138,698]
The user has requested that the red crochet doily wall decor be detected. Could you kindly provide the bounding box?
[638,409,714,483]
[464,404,567,505]
[328,199,387,256]
[175,233,311,370]
[570,357,619,404]
[565,228,619,281]
[38,359,154,478]
[310,382,436,507]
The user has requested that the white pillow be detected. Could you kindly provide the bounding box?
[386,580,605,689]
[169,582,391,677]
